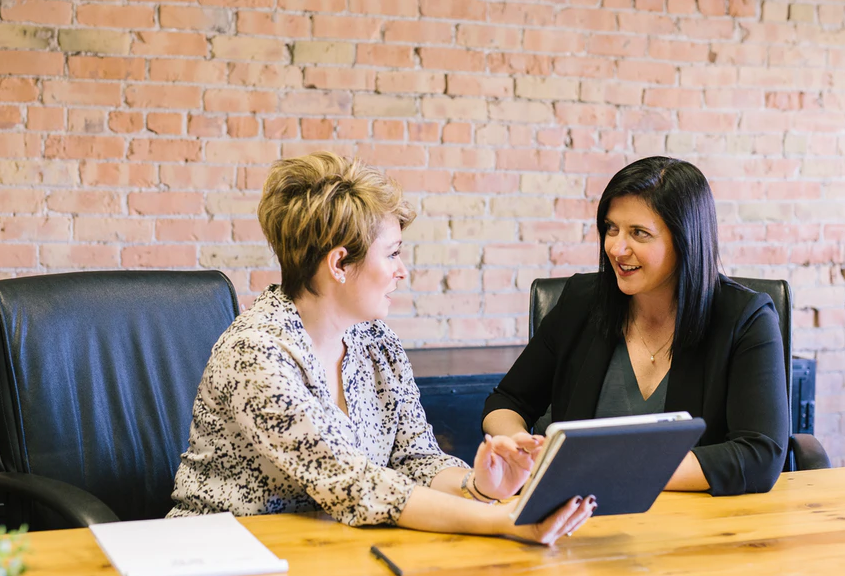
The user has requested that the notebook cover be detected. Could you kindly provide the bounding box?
[514,417,706,525]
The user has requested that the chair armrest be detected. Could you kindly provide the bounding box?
[790,434,831,471]
[0,472,120,528]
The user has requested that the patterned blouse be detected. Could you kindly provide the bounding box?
[167,285,467,527]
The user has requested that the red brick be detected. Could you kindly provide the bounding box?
[407,122,439,142]
[0,244,36,267]
[678,17,734,39]
[147,112,183,135]
[150,59,227,84]
[279,91,352,115]
[722,245,789,265]
[580,80,643,106]
[47,190,121,214]
[453,172,519,194]
[520,221,582,243]
[0,133,39,158]
[617,60,676,84]
[207,141,280,164]
[770,46,828,68]
[188,115,225,138]
[349,0,416,16]
[649,39,710,62]
[619,11,676,34]
[226,116,258,138]
[636,0,664,9]
[232,219,264,242]
[446,74,513,98]
[457,24,521,50]
[0,50,63,75]
[719,223,767,242]
[554,56,615,79]
[162,5,231,32]
[128,192,203,215]
[74,217,152,243]
[537,127,566,146]
[522,29,585,54]
[126,84,202,109]
[442,122,471,144]
[0,188,43,212]
[278,0,344,10]
[420,0,485,20]
[300,118,334,140]
[264,117,299,139]
[384,20,452,43]
[106,111,141,134]
[704,89,764,108]
[229,63,302,89]
[767,223,821,243]
[236,12,309,37]
[555,102,616,127]
[250,269,281,292]
[550,243,600,266]
[644,87,702,108]
[490,100,553,122]
[313,15,383,40]
[556,8,617,31]
[488,53,552,75]
[710,44,767,66]
[741,22,796,44]
[728,0,755,17]
[79,161,156,188]
[698,0,726,16]
[77,4,154,28]
[386,169,451,193]
[0,216,70,241]
[416,294,481,317]
[356,44,414,68]
[377,71,445,94]
[122,245,197,268]
[419,47,485,72]
[373,119,404,141]
[680,66,738,87]
[67,109,105,133]
[204,89,277,113]
[41,244,119,269]
[488,2,554,26]
[421,96,487,121]
[304,67,375,90]
[156,219,231,242]
[43,81,120,106]
[205,191,261,214]
[429,147,494,170]
[67,56,144,81]
[133,32,207,57]
[555,198,601,220]
[739,111,792,132]
[497,149,560,172]
[45,135,124,160]
[199,0,273,7]
[449,318,514,341]
[0,105,21,129]
[0,0,72,25]
[355,143,426,167]
[128,139,201,162]
[564,152,627,175]
[161,165,234,191]
[587,34,647,57]
[26,106,63,131]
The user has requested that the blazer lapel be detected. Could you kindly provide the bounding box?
[561,328,617,421]
[665,346,705,417]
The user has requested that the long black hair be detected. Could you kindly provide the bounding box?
[594,156,720,353]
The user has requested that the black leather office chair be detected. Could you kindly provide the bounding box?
[0,270,239,530]
[529,276,831,472]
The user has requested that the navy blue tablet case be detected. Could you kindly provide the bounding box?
[514,417,707,525]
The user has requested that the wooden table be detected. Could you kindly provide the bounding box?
[24,467,845,575]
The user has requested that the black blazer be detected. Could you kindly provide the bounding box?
[483,273,789,496]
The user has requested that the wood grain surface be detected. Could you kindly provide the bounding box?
[24,468,845,575]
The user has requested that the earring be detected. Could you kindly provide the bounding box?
[336,273,345,284]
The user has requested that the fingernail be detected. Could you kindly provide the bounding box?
[586,495,596,505]
[566,532,573,537]
[484,433,491,443]
[574,496,583,505]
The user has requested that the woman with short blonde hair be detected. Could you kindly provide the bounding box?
[169,152,595,545]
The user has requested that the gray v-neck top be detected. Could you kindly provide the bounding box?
[594,340,669,418]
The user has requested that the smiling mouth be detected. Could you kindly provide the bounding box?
[618,264,641,272]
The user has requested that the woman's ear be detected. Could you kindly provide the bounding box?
[326,247,348,284]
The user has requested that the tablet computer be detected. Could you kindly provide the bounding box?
[512,411,706,525]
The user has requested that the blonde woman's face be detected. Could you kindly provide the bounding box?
[344,216,407,321]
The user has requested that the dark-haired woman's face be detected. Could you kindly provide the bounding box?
[603,196,678,301]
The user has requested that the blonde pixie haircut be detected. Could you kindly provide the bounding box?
[258,151,416,300]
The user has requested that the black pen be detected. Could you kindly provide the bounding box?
[370,545,404,576]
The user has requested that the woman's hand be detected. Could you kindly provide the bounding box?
[472,432,545,501]
[497,495,596,546]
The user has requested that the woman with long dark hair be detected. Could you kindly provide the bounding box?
[482,156,788,495]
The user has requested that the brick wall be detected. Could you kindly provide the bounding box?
[1,0,844,463]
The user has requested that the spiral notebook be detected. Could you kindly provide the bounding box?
[512,411,706,525]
